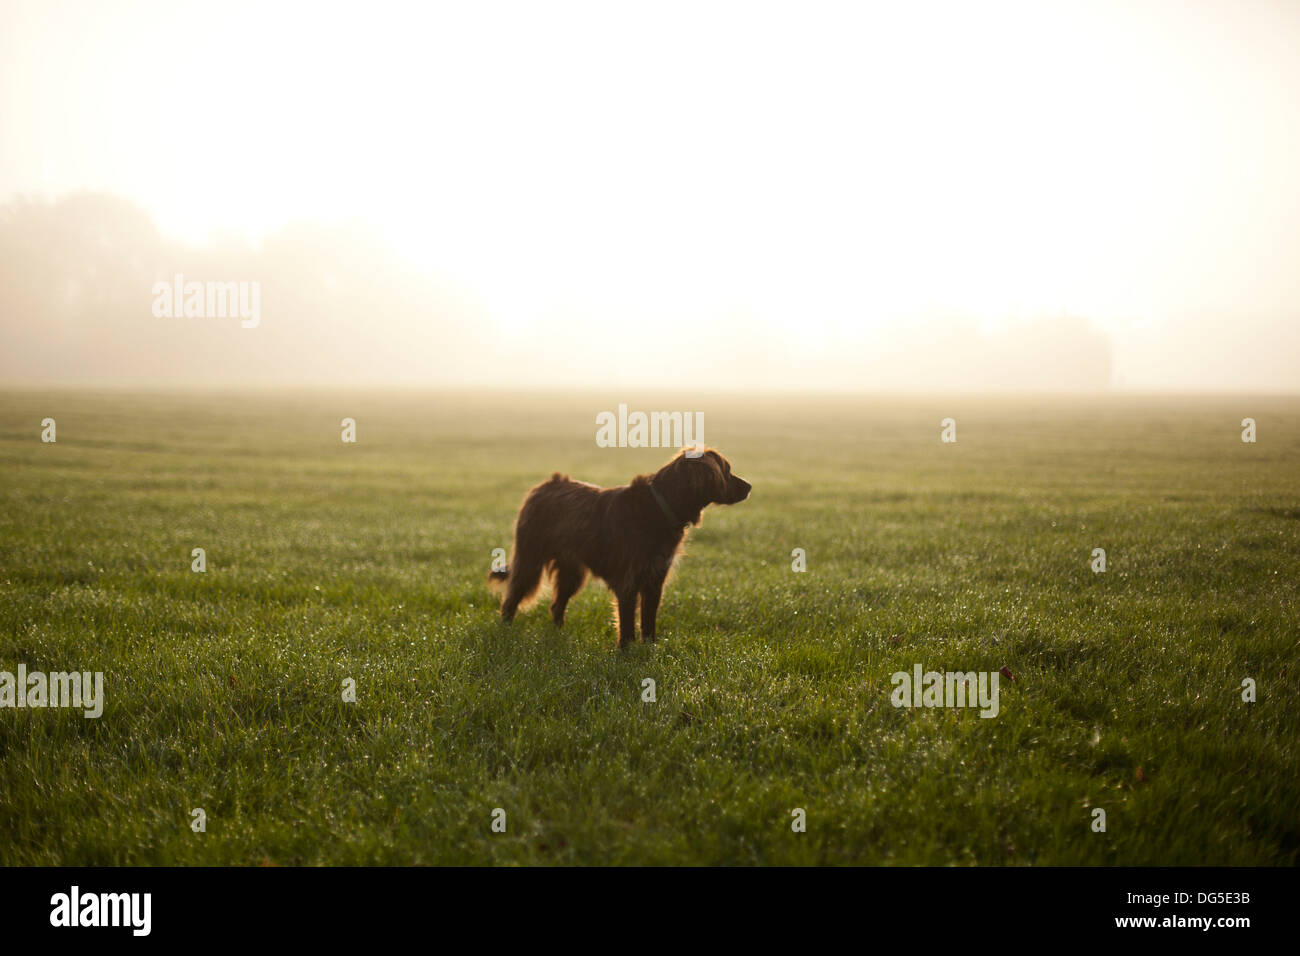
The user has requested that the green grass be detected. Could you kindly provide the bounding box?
[1,388,1297,865]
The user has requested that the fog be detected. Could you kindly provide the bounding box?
[1,1,1297,391]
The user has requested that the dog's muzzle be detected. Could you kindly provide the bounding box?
[728,478,752,503]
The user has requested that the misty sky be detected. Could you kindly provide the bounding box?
[1,0,1298,389]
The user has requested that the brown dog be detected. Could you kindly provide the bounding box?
[488,447,751,648]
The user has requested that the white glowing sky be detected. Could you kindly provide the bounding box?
[2,0,1298,386]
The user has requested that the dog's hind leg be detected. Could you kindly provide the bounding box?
[549,560,588,627]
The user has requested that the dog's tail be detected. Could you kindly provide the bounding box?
[486,566,509,595]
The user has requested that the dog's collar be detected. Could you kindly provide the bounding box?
[649,482,684,528]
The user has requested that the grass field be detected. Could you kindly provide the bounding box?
[1,388,1297,865]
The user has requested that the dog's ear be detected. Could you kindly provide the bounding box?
[674,447,728,505]
[651,447,716,525]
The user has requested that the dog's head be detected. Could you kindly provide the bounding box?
[652,446,751,525]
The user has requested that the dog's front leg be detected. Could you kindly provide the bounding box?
[615,589,639,650]
[640,578,664,643]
